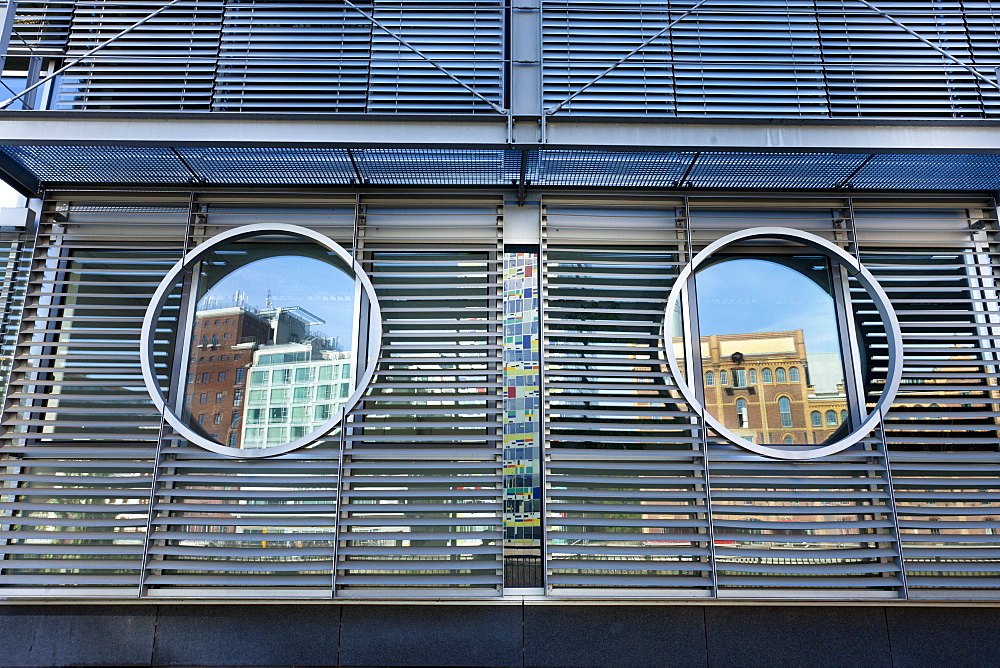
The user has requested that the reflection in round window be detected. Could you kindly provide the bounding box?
[691,254,850,447]
[184,252,356,450]
[664,227,903,460]
[141,224,381,458]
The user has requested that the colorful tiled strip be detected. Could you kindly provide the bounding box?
[503,251,541,543]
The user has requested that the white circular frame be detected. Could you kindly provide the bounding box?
[663,227,903,460]
[140,223,382,458]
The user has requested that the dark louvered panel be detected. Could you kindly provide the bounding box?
[542,200,714,594]
[212,1,373,113]
[542,1,1000,118]
[671,0,828,117]
[542,0,675,115]
[0,230,31,402]
[816,0,984,118]
[11,1,74,55]
[53,0,223,110]
[367,0,505,113]
[964,0,1000,117]
[338,203,504,596]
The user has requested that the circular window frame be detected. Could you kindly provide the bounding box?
[140,223,382,458]
[663,227,903,460]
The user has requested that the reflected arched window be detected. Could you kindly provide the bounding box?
[789,367,800,382]
[826,410,837,425]
[762,368,773,383]
[720,370,728,385]
[783,435,794,444]
[748,368,757,384]
[811,411,821,427]
[775,368,787,383]
[840,409,848,423]
[705,371,715,386]
[778,396,792,427]
[736,398,749,428]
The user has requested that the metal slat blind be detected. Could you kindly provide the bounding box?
[853,200,1000,596]
[0,196,187,595]
[0,229,31,400]
[0,193,505,597]
[212,1,374,113]
[542,0,676,115]
[816,0,982,118]
[671,1,827,117]
[366,0,505,113]
[338,202,503,596]
[541,199,715,595]
[542,0,1000,118]
[53,0,223,110]
[541,196,999,599]
[10,1,75,55]
[141,200,357,597]
[687,204,904,596]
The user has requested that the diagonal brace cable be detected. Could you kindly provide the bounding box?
[855,0,1000,92]
[545,0,712,115]
[0,0,187,109]
[340,0,507,115]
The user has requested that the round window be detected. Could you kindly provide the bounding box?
[665,227,902,460]
[140,224,381,458]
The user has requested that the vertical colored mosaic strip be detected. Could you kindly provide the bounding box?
[503,251,541,543]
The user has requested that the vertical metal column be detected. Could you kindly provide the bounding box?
[681,197,719,598]
[839,197,909,599]
[331,195,365,598]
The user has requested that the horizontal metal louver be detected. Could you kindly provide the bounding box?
[0,191,997,601]
[0,229,31,401]
[365,0,505,113]
[542,0,1000,118]
[0,193,505,598]
[0,196,186,595]
[10,1,75,55]
[816,0,983,118]
[542,195,999,598]
[541,199,714,594]
[339,202,504,595]
[853,201,1000,596]
[542,0,676,115]
[212,1,374,113]
[53,1,223,110]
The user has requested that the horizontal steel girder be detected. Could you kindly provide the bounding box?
[1,112,1000,154]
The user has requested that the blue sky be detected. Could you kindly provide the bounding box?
[694,258,841,355]
[199,255,357,346]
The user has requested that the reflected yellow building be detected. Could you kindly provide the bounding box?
[697,330,848,445]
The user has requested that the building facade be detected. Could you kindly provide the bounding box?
[0,1,999,664]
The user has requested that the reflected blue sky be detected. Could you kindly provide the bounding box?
[199,255,357,345]
[694,258,840,354]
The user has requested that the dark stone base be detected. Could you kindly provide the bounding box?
[0,603,998,667]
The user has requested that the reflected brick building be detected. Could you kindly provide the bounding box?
[186,306,272,447]
[699,330,848,445]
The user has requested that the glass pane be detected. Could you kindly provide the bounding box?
[693,255,850,446]
[174,237,360,449]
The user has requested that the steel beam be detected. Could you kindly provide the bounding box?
[2,113,1000,154]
